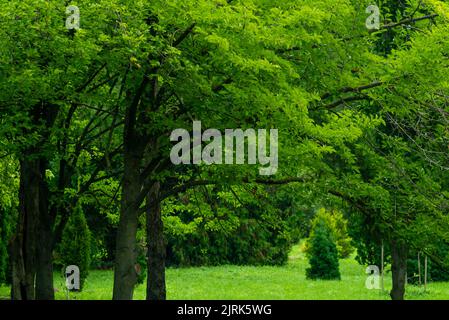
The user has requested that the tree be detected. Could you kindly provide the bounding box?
[110,0,383,300]
[323,0,449,300]
[0,0,125,299]
[306,217,341,280]
[58,206,91,291]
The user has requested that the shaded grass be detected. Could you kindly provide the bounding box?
[1,244,448,300]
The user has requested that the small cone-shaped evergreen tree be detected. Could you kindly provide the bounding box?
[306,218,341,280]
[59,205,91,291]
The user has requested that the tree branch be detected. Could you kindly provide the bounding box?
[173,23,196,47]
[321,95,370,110]
[160,176,311,201]
[320,81,383,101]
[371,14,438,33]
[75,62,107,93]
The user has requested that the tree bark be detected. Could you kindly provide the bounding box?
[146,182,166,300]
[11,103,59,300]
[11,157,40,300]
[390,240,408,300]
[113,150,143,300]
[35,161,55,300]
[112,81,149,300]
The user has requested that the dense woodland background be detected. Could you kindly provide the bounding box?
[1,0,449,301]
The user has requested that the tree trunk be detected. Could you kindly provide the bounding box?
[9,233,26,300]
[35,162,55,300]
[11,104,59,300]
[35,236,54,300]
[113,151,142,300]
[113,84,149,300]
[11,157,40,300]
[390,240,408,300]
[146,182,166,300]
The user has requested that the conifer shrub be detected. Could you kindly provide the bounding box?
[59,205,91,291]
[304,208,354,259]
[306,217,341,280]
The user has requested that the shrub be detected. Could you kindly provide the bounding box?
[306,217,341,280]
[163,188,298,267]
[165,211,293,267]
[304,208,354,259]
[59,205,91,291]
[83,204,117,269]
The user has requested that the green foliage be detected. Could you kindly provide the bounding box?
[1,0,449,301]
[164,187,294,267]
[0,209,9,285]
[407,246,449,284]
[83,204,117,269]
[0,157,18,286]
[166,215,292,267]
[330,0,449,281]
[306,216,341,280]
[304,208,354,259]
[58,206,91,291]
[428,245,449,282]
[348,210,389,267]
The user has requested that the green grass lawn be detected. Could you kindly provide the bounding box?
[1,244,448,300]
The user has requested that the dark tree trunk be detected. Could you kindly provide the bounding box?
[11,157,40,300]
[113,150,143,300]
[35,235,54,300]
[11,103,59,300]
[390,240,408,300]
[35,161,55,300]
[113,81,149,300]
[9,235,25,300]
[146,182,166,300]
